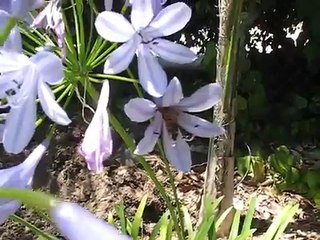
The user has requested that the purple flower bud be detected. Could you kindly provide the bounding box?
[79,81,113,172]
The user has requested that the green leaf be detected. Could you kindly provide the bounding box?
[0,188,53,211]
[313,193,320,206]
[263,204,299,240]
[240,194,257,234]
[0,17,17,46]
[182,206,194,239]
[131,195,148,240]
[149,211,170,240]
[272,204,299,240]
[237,156,252,176]
[293,95,308,109]
[234,229,256,240]
[115,201,128,234]
[228,209,241,240]
[305,171,320,190]
[202,41,217,67]
[216,207,233,230]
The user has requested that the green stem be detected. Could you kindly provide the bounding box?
[127,69,143,96]
[89,73,138,83]
[157,143,185,240]
[0,17,17,46]
[89,43,117,68]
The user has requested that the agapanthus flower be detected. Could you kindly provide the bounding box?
[0,0,43,18]
[95,1,196,97]
[0,50,71,153]
[104,0,113,11]
[31,0,65,56]
[79,80,112,172]
[124,77,225,172]
[52,201,131,240]
[0,139,49,224]
[128,0,167,14]
[0,0,43,50]
[0,10,22,52]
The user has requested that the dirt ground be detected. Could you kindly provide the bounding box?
[0,123,320,240]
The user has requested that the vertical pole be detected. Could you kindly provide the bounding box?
[199,0,244,236]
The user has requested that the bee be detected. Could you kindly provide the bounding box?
[159,107,180,141]
[158,107,195,142]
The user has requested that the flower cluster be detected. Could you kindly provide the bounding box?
[0,0,224,239]
[91,0,224,171]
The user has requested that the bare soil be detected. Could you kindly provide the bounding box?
[0,123,320,240]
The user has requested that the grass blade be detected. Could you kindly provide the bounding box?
[149,210,170,240]
[131,195,148,240]
[228,209,241,240]
[182,205,194,239]
[241,193,257,234]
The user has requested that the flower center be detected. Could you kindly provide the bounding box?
[158,107,179,124]
[158,107,180,140]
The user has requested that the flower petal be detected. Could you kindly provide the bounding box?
[3,26,22,52]
[161,77,183,107]
[0,51,30,73]
[162,124,191,172]
[0,139,49,188]
[130,0,154,30]
[0,10,22,52]
[3,95,36,154]
[0,123,4,143]
[103,35,140,74]
[134,112,162,155]
[30,51,63,85]
[11,0,44,17]
[149,39,197,64]
[124,98,156,122]
[137,44,167,97]
[0,1,10,12]
[96,80,110,111]
[0,139,48,223]
[79,81,112,172]
[38,80,71,126]
[177,112,225,138]
[143,2,191,38]
[52,202,132,240]
[178,83,223,112]
[0,201,20,225]
[95,11,135,43]
[151,0,166,14]
[79,111,112,172]
[104,0,113,10]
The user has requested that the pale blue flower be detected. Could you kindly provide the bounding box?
[31,0,65,55]
[0,10,22,52]
[79,80,113,172]
[52,201,131,240]
[128,0,167,14]
[0,0,43,51]
[0,139,49,224]
[0,50,71,153]
[104,0,113,11]
[124,77,225,172]
[0,0,43,18]
[95,1,197,97]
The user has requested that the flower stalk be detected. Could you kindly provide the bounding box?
[200,0,244,235]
